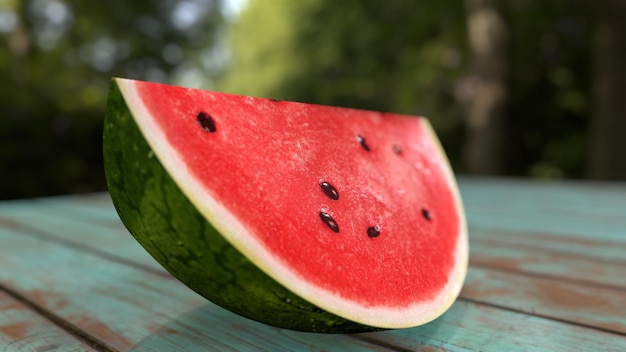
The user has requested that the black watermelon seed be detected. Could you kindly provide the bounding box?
[269,98,282,102]
[319,181,339,200]
[357,135,370,152]
[393,145,402,154]
[319,212,339,233]
[421,208,432,221]
[197,112,216,133]
[367,226,380,238]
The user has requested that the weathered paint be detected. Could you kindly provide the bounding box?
[1,178,626,350]
[0,202,166,274]
[365,300,626,351]
[0,291,93,351]
[462,267,626,334]
[0,228,390,351]
[469,227,626,263]
[459,178,626,242]
[459,177,626,219]
[469,238,626,288]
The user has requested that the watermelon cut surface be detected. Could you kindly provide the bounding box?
[104,78,468,333]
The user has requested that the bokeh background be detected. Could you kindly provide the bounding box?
[1,0,625,200]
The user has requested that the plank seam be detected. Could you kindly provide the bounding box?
[7,220,173,279]
[458,296,626,337]
[469,261,626,292]
[470,235,626,266]
[347,334,420,352]
[0,283,120,352]
[468,206,626,224]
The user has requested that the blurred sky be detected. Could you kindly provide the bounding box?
[223,0,248,20]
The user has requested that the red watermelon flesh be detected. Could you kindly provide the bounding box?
[104,78,468,331]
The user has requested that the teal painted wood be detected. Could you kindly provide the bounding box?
[460,178,626,242]
[366,300,626,352]
[463,267,626,333]
[9,196,625,333]
[469,238,626,288]
[10,179,624,264]
[1,226,625,351]
[40,193,125,222]
[12,179,626,262]
[469,227,626,263]
[0,227,391,351]
[0,291,93,352]
[2,178,626,351]
[0,197,166,274]
[13,182,625,282]
[459,177,626,219]
[466,209,626,242]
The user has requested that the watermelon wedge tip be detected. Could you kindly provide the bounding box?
[103,77,468,333]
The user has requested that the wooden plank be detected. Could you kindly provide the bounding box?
[35,178,626,227]
[0,227,393,352]
[0,194,122,234]
[459,177,626,219]
[462,267,626,334]
[4,180,626,349]
[3,197,626,350]
[39,193,122,222]
[25,193,626,290]
[362,299,626,352]
[11,179,625,266]
[21,193,626,309]
[460,178,626,245]
[0,200,166,275]
[466,208,626,243]
[24,179,626,264]
[0,194,123,227]
[469,237,626,289]
[469,228,626,264]
[2,227,624,352]
[0,291,94,352]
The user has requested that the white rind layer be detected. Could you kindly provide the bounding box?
[116,77,468,328]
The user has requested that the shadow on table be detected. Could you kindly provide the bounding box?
[130,300,466,351]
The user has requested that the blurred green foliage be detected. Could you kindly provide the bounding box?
[502,0,593,178]
[1,0,225,199]
[0,0,613,199]
[219,0,594,178]
[219,0,468,131]
[219,0,470,170]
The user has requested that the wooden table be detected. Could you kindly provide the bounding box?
[1,177,625,351]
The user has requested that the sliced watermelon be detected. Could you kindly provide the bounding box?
[103,78,468,333]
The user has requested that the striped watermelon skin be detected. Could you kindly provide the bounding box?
[103,78,467,333]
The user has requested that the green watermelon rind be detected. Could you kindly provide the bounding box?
[103,78,468,333]
[104,79,377,333]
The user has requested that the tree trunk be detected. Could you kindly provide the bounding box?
[589,0,626,180]
[463,0,509,174]
[8,0,32,58]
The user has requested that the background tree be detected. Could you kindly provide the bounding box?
[220,0,597,179]
[589,0,626,180]
[501,0,592,178]
[463,0,509,174]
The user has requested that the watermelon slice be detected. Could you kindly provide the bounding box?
[103,78,468,333]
